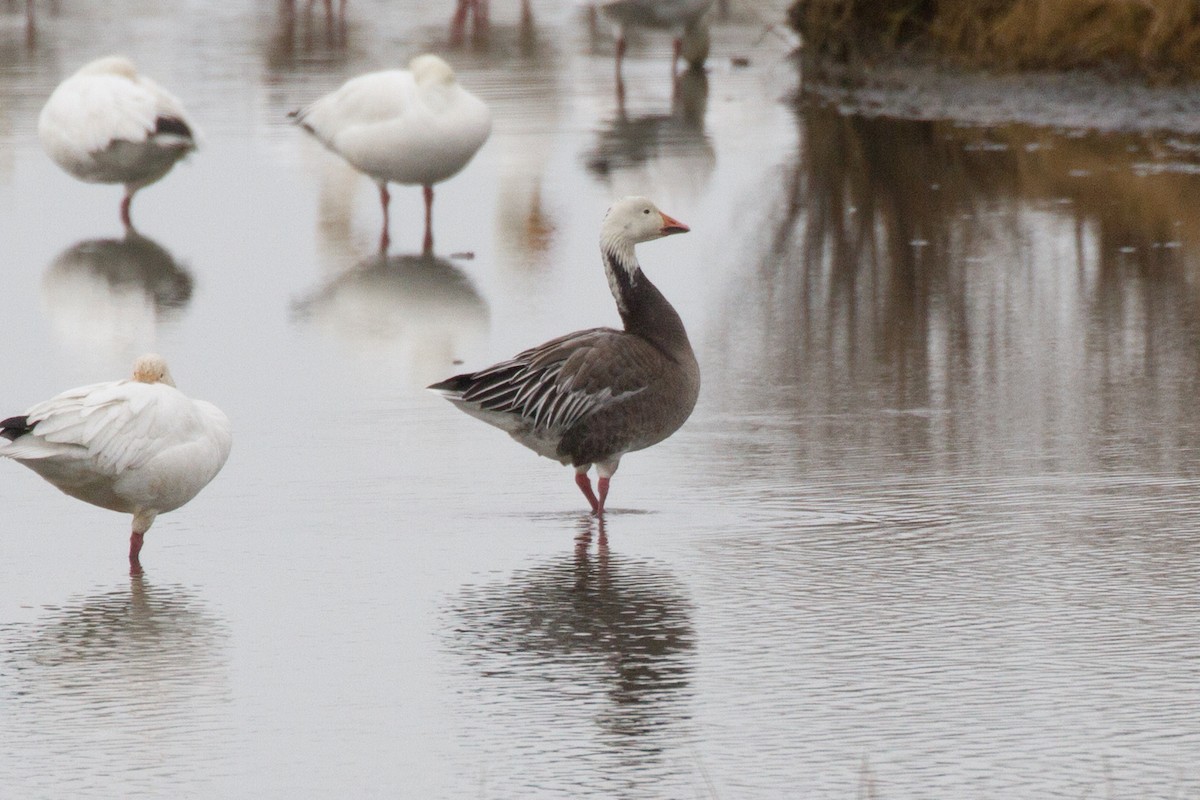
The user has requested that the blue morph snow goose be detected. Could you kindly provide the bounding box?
[290,54,492,253]
[1,354,232,568]
[601,0,713,76]
[38,56,199,229]
[429,196,699,515]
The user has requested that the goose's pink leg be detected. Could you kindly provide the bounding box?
[596,477,611,516]
[129,531,145,572]
[450,0,470,43]
[120,191,134,229]
[614,34,629,109]
[422,184,434,254]
[378,183,391,251]
[575,472,600,513]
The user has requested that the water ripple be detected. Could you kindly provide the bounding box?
[0,576,235,799]
[442,519,704,799]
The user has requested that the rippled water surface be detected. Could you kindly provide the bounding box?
[2,1,1200,798]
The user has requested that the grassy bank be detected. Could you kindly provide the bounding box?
[789,0,1200,81]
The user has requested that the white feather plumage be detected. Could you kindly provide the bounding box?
[1,355,231,559]
[292,54,491,250]
[38,56,199,225]
[294,55,491,188]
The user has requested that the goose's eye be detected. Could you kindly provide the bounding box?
[643,208,651,214]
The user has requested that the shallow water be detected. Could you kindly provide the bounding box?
[2,1,1199,798]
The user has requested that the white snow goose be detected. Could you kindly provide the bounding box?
[38,56,199,229]
[601,0,713,77]
[429,196,699,515]
[1,354,232,569]
[290,54,492,253]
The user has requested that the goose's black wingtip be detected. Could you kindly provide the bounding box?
[0,415,32,441]
[287,110,316,135]
[154,115,194,140]
[427,375,471,394]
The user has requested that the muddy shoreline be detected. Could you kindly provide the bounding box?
[798,56,1200,135]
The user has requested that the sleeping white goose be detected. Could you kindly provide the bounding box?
[290,54,492,253]
[429,196,699,515]
[38,56,200,229]
[0,354,232,568]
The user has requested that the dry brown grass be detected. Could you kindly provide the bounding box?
[790,0,1200,81]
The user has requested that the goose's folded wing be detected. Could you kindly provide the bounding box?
[437,328,661,433]
[292,71,418,140]
[68,75,173,152]
[1,381,189,475]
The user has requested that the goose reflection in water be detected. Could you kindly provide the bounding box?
[448,519,696,786]
[1,0,36,49]
[41,231,193,359]
[293,250,489,386]
[586,68,714,197]
[266,0,348,65]
[449,0,534,49]
[0,574,233,791]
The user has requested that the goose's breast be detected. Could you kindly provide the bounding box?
[336,95,491,185]
[112,429,229,512]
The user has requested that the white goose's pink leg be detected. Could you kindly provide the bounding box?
[129,510,155,571]
[120,190,134,229]
[129,530,146,575]
[450,0,470,43]
[614,34,629,110]
[422,184,434,254]
[378,182,391,251]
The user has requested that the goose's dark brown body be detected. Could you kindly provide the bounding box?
[429,197,697,512]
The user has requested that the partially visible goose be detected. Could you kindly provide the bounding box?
[429,196,698,515]
[290,54,492,253]
[601,0,713,76]
[1,354,232,568]
[38,56,199,229]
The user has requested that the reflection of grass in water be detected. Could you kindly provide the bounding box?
[790,0,1200,81]
[791,109,1200,287]
[714,103,1200,472]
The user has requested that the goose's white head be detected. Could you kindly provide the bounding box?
[77,55,139,80]
[601,196,690,248]
[409,54,457,87]
[132,353,176,387]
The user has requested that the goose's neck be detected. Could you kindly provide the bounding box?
[601,237,692,358]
